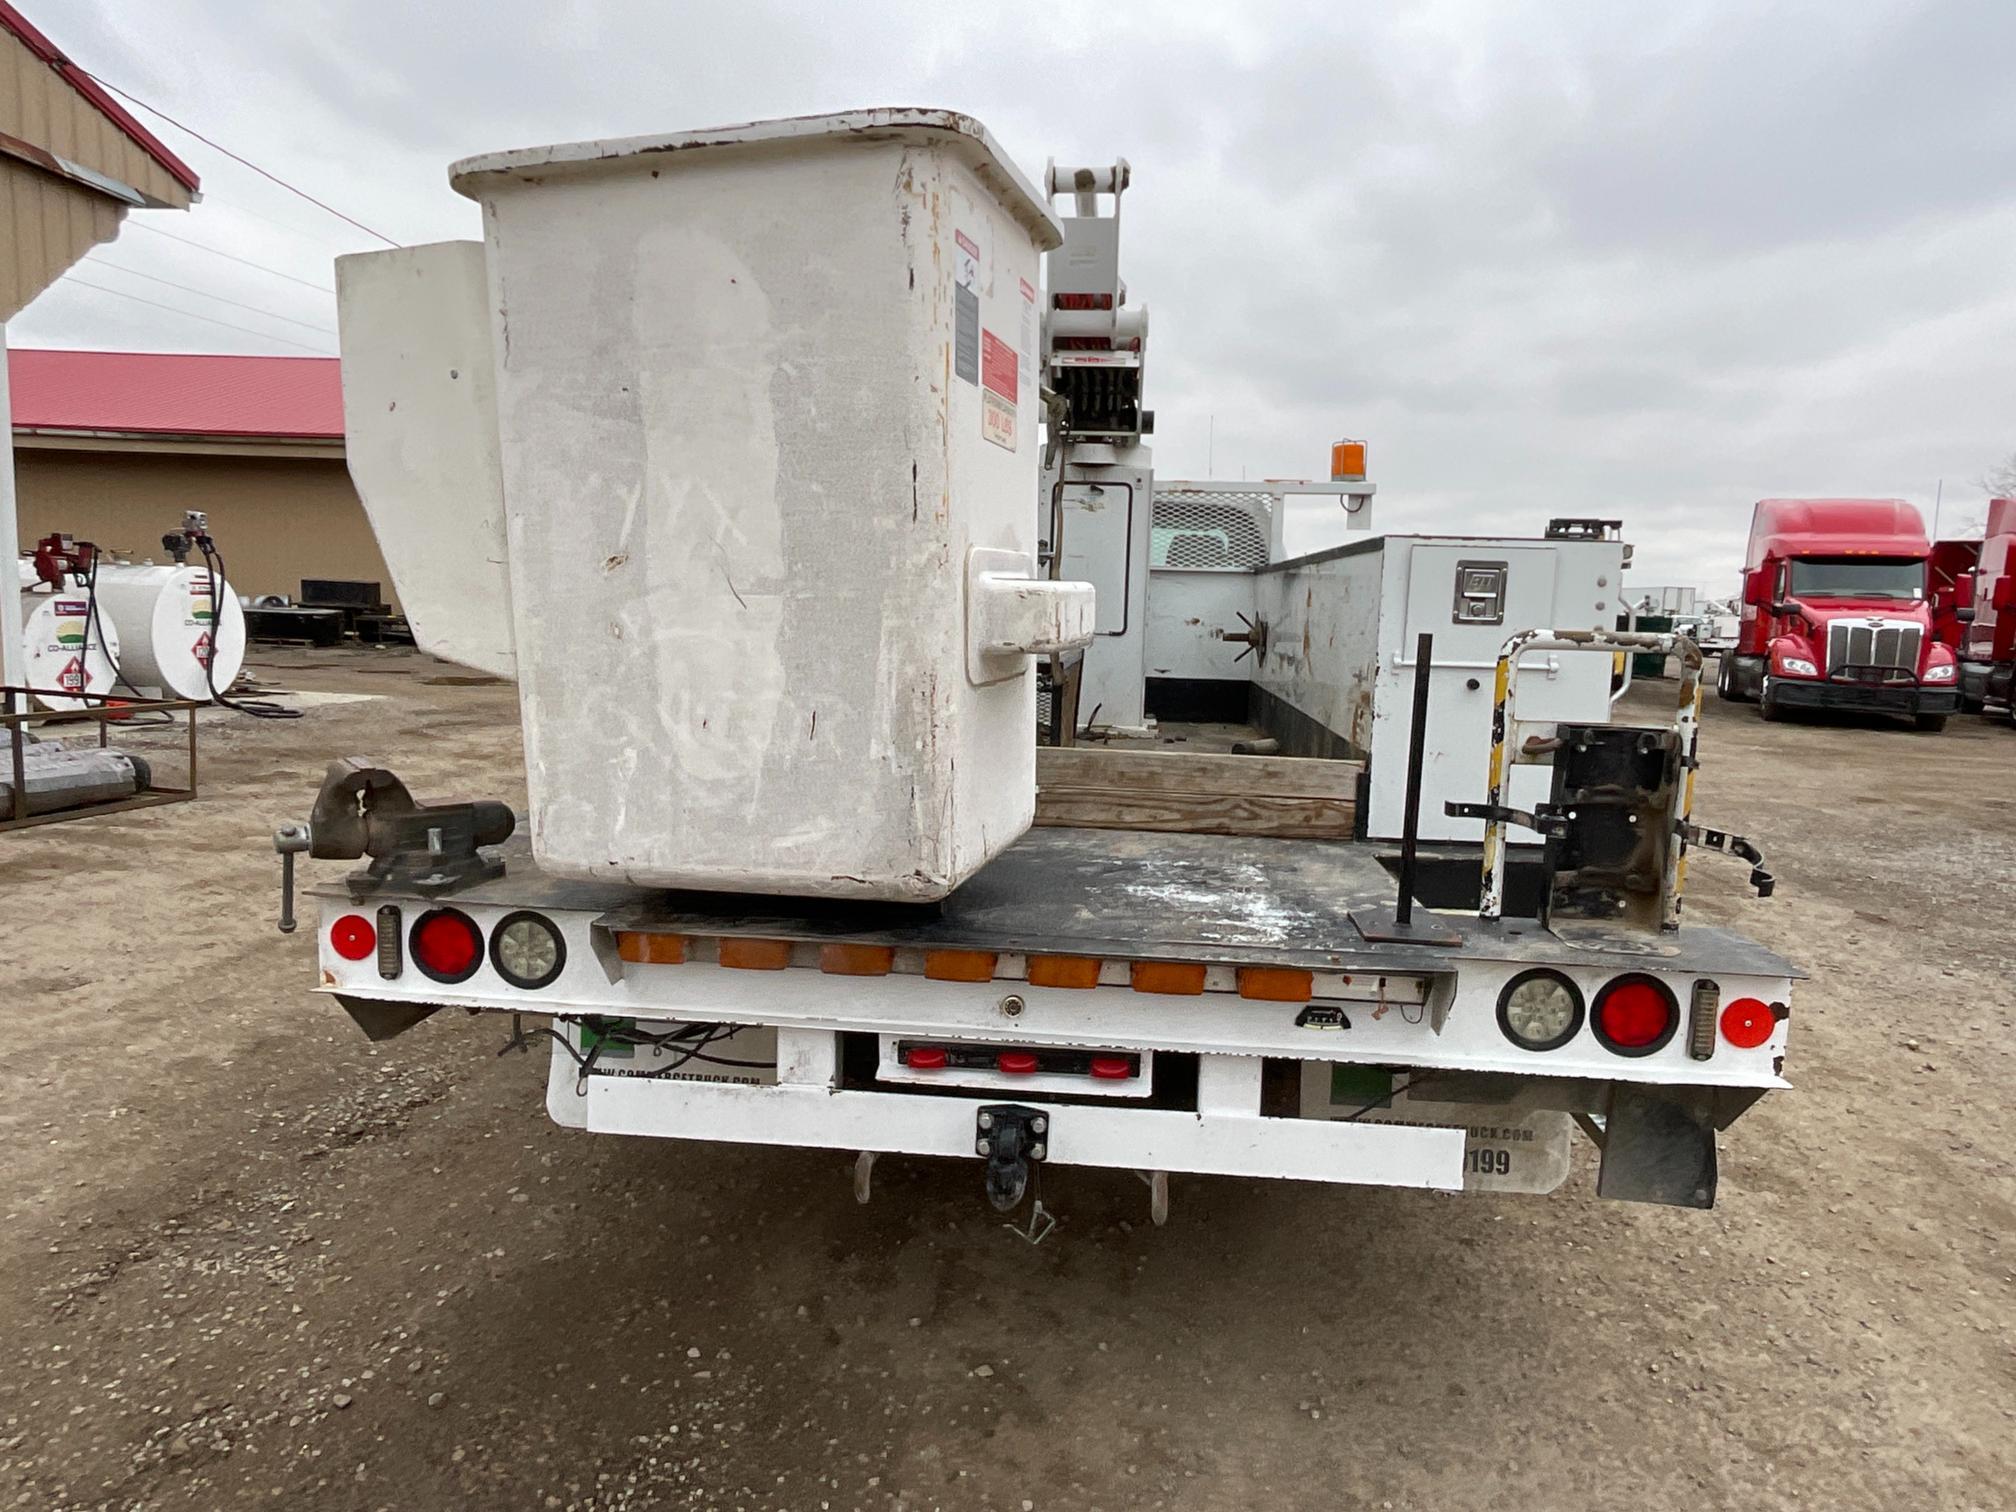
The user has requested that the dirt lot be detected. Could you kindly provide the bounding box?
[3,646,2012,1512]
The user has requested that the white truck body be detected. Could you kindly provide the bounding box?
[295,109,1796,1221]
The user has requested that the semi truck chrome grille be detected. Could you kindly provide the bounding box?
[1827,620,1920,676]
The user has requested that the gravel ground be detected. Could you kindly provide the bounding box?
[2,646,2012,1512]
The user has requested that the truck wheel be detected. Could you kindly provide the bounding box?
[1716,655,1737,701]
[1913,713,1947,733]
[1759,680,1784,722]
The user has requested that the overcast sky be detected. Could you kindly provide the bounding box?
[15,0,2015,590]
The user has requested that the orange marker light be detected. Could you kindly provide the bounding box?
[820,943,895,976]
[1237,967,1314,1002]
[1130,961,1207,995]
[617,931,687,964]
[924,949,998,982]
[1330,438,1367,481]
[718,937,793,971]
[1028,955,1102,989]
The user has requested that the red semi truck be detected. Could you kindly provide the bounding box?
[1717,497,1960,730]
[1957,497,2016,722]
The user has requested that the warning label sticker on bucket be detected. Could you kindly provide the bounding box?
[954,229,980,385]
[982,391,1015,450]
[981,330,1017,450]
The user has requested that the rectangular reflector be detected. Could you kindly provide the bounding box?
[617,931,687,964]
[1130,961,1207,995]
[1027,955,1101,989]
[718,937,793,970]
[1238,967,1313,1002]
[924,949,998,982]
[820,943,895,976]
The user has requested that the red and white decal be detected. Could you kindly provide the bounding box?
[954,230,979,292]
[58,656,85,693]
[981,330,1017,401]
[192,630,214,667]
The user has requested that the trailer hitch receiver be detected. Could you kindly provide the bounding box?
[976,1105,1048,1212]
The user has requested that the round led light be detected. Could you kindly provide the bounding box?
[409,908,483,985]
[488,910,566,990]
[1496,969,1584,1052]
[1592,973,1680,1056]
[329,913,376,962]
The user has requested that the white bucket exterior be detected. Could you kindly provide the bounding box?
[449,110,1064,900]
[91,562,247,700]
[19,586,120,711]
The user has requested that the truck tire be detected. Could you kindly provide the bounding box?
[1716,654,1737,701]
[1913,713,1947,733]
[1759,680,1784,722]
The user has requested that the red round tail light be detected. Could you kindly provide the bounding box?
[1089,1055,1135,1080]
[410,908,483,984]
[997,1051,1039,1075]
[1720,997,1776,1049]
[1592,974,1678,1056]
[329,913,376,961]
[904,1046,948,1070]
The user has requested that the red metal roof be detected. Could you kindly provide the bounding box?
[0,3,201,194]
[9,348,342,440]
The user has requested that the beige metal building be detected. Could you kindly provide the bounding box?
[10,347,392,606]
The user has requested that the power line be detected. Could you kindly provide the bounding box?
[77,67,399,248]
[61,276,335,355]
[127,222,334,294]
[85,256,336,336]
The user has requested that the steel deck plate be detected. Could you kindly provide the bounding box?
[310,827,1800,980]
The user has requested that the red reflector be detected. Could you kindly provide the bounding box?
[904,1046,948,1070]
[329,914,376,961]
[1089,1055,1134,1080]
[1720,998,1775,1049]
[1597,979,1674,1050]
[412,910,482,981]
[997,1051,1039,1075]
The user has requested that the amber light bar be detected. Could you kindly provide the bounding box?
[610,930,1425,1005]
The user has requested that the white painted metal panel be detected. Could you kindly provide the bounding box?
[579,1073,1465,1189]
[451,112,1067,899]
[1144,569,1255,681]
[1255,535,1624,843]
[335,241,515,678]
[1059,481,1131,635]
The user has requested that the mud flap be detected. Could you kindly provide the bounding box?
[1596,1084,1717,1209]
[334,994,442,1042]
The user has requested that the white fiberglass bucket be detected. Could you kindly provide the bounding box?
[445,109,1074,900]
[91,562,247,700]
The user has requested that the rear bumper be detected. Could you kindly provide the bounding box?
[574,1071,1469,1191]
[1773,678,1958,715]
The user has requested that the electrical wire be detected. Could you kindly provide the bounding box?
[75,67,400,248]
[196,539,301,718]
[127,222,335,294]
[83,256,336,336]
[1333,1073,1438,1122]
[62,276,335,355]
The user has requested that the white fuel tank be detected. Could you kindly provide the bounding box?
[90,562,247,700]
[446,109,1081,900]
[18,585,121,711]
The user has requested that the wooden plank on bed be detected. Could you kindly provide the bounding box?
[1035,746,1362,837]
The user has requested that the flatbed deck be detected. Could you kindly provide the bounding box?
[342,826,1799,980]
